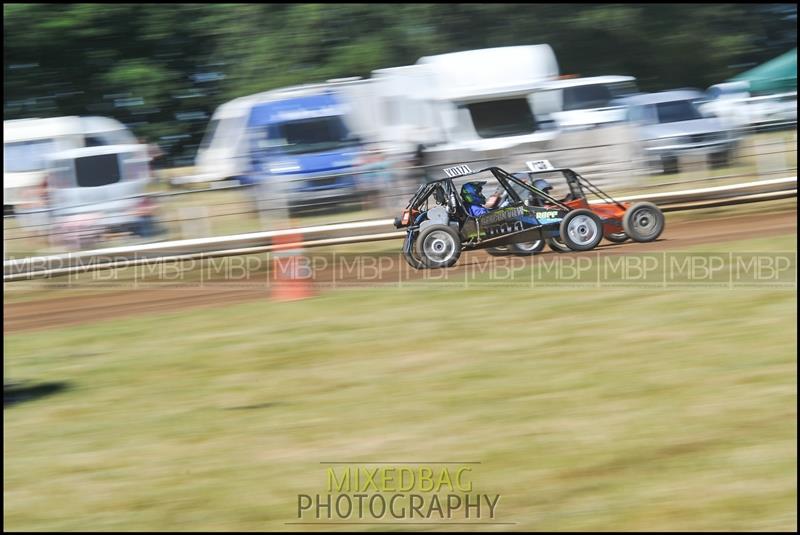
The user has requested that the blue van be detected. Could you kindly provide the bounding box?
[240,90,375,211]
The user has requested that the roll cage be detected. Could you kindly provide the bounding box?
[522,167,627,210]
[404,166,573,221]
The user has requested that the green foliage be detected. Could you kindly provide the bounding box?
[4,4,797,165]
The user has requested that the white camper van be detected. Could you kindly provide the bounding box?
[535,76,639,130]
[3,116,137,209]
[193,79,377,184]
[44,144,151,224]
[368,45,561,162]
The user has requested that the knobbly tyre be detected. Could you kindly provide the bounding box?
[393,164,606,269]
[504,160,666,254]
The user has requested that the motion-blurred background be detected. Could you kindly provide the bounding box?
[4,4,797,532]
[3,4,797,253]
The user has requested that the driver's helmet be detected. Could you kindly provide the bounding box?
[532,178,553,195]
[461,181,487,205]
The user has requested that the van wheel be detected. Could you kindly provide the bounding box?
[661,155,679,174]
[415,224,461,269]
[709,150,731,169]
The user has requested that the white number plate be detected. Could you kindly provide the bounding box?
[526,159,555,171]
[442,164,473,178]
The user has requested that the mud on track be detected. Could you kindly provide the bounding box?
[4,209,797,333]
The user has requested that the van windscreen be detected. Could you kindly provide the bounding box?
[466,99,538,138]
[75,153,122,187]
[262,116,357,155]
[655,100,703,123]
[4,139,56,172]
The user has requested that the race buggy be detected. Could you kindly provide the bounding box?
[486,160,666,255]
[394,164,607,269]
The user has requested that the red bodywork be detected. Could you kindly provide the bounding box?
[560,197,630,236]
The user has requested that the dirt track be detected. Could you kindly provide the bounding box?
[5,209,796,333]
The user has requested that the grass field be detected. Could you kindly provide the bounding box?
[4,232,797,531]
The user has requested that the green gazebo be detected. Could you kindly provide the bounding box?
[730,48,797,95]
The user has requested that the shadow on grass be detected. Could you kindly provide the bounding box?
[4,381,70,408]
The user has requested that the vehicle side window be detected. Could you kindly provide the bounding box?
[85,135,105,147]
[3,139,57,172]
[83,130,136,147]
[635,105,657,124]
[627,105,644,123]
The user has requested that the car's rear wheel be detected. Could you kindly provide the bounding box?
[623,202,665,242]
[486,246,510,257]
[510,239,545,255]
[547,237,572,253]
[415,224,462,269]
[605,231,629,244]
[559,209,604,251]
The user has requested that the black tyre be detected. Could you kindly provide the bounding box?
[559,209,604,251]
[402,232,426,270]
[510,239,545,255]
[623,202,665,242]
[661,155,679,174]
[487,246,511,257]
[415,224,462,269]
[709,150,731,169]
[605,232,629,244]
[547,237,572,253]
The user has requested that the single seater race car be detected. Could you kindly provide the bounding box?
[488,160,666,254]
[393,164,606,269]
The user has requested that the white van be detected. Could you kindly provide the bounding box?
[192,95,255,183]
[193,78,376,184]
[44,144,151,225]
[535,75,639,130]
[368,45,561,161]
[3,116,138,209]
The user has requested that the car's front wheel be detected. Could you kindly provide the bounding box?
[415,224,462,269]
[402,231,426,270]
[559,209,604,251]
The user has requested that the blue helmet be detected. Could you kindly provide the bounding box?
[461,181,487,205]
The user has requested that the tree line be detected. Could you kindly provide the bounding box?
[4,3,797,166]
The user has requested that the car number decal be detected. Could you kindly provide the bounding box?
[526,159,555,171]
[442,164,473,178]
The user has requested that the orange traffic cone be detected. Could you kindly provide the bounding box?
[270,230,314,301]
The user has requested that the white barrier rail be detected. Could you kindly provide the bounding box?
[4,176,797,282]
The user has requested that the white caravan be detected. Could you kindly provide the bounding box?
[4,116,137,209]
[367,45,561,163]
